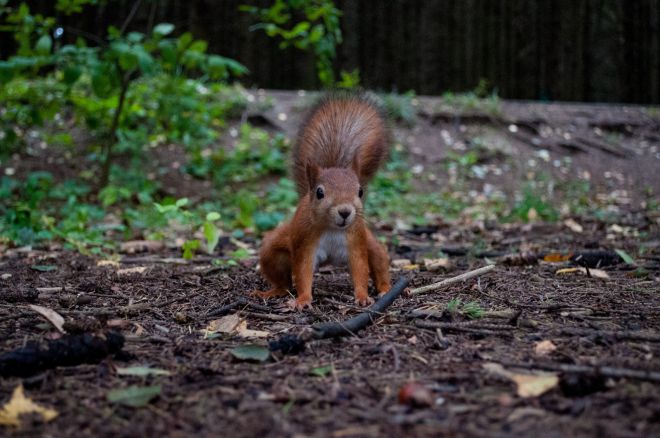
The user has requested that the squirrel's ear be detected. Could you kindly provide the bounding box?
[306,163,320,191]
[351,155,362,183]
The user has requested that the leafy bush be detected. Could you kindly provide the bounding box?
[241,0,354,87]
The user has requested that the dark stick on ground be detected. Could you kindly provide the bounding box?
[0,331,125,377]
[310,277,410,339]
[269,277,409,355]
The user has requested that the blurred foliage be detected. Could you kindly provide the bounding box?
[0,1,641,259]
[241,0,355,87]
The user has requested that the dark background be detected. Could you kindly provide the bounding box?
[4,0,660,103]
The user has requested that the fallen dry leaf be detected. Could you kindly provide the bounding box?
[97,260,120,268]
[206,314,241,334]
[117,266,147,276]
[235,320,269,338]
[28,304,65,334]
[534,340,557,356]
[483,363,559,398]
[556,267,609,279]
[423,258,453,271]
[563,218,584,233]
[0,385,58,426]
[107,319,132,329]
[544,253,572,263]
[204,314,269,338]
[391,259,412,268]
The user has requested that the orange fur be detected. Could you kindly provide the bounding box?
[253,93,391,310]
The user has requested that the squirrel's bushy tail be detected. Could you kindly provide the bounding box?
[292,92,389,196]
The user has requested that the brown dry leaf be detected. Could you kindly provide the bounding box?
[555,267,580,275]
[120,240,164,254]
[402,264,420,271]
[534,340,557,356]
[581,267,610,279]
[423,258,453,271]
[510,374,559,398]
[556,267,609,279]
[206,314,241,333]
[391,259,412,268]
[107,319,132,329]
[204,315,269,338]
[28,304,65,334]
[235,320,270,338]
[483,363,559,398]
[0,385,58,427]
[563,218,584,233]
[117,266,147,276]
[544,253,572,262]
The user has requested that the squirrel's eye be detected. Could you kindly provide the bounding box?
[358,187,363,198]
[316,187,324,200]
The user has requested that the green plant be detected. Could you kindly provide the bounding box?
[241,0,345,87]
[377,91,417,126]
[441,80,501,115]
[1,2,247,186]
[203,212,221,254]
[507,182,559,223]
[182,239,200,260]
[446,299,484,319]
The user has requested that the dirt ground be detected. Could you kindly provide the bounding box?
[1,219,659,437]
[1,92,660,437]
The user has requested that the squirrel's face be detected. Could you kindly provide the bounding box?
[310,168,363,230]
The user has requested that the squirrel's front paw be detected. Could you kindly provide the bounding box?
[354,295,374,307]
[288,297,313,311]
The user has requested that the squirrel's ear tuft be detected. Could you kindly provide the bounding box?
[351,155,362,183]
[306,163,320,191]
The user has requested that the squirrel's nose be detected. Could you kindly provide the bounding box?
[338,208,352,219]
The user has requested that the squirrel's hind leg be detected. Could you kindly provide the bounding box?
[252,228,293,300]
[366,229,391,296]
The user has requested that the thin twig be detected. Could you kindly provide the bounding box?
[119,0,143,35]
[497,360,660,383]
[414,320,514,337]
[410,265,496,295]
[556,327,660,343]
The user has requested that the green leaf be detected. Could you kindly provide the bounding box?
[229,345,270,362]
[116,367,171,377]
[310,365,332,377]
[62,65,82,85]
[182,239,199,260]
[615,249,634,265]
[206,212,221,222]
[31,265,57,272]
[153,23,175,37]
[107,385,162,407]
[91,64,115,98]
[203,222,220,255]
[35,35,52,55]
[188,40,208,54]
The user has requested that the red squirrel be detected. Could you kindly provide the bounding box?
[252,93,391,310]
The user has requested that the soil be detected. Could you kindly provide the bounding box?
[1,92,660,437]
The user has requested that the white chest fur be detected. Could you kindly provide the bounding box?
[314,231,349,270]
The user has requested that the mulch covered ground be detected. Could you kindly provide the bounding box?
[1,217,658,437]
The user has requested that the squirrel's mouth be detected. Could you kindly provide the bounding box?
[335,217,354,228]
